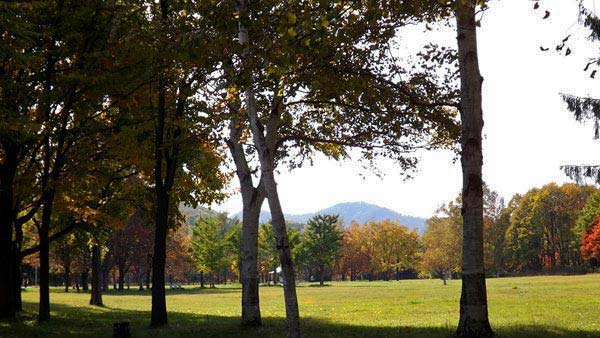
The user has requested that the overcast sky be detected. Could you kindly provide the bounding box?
[214,0,600,218]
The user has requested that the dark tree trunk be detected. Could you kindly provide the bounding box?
[146,266,151,290]
[90,245,103,306]
[455,2,493,337]
[118,264,126,291]
[13,251,22,311]
[150,189,169,327]
[137,266,144,291]
[38,195,54,322]
[200,271,205,288]
[81,270,89,292]
[64,266,71,292]
[101,260,111,292]
[319,266,325,286]
[0,145,17,319]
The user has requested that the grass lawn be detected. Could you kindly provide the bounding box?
[1,274,599,337]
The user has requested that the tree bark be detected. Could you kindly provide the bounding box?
[0,145,17,319]
[228,120,266,326]
[118,264,126,291]
[151,188,169,326]
[245,90,301,337]
[319,266,325,286]
[90,245,103,306]
[38,194,55,321]
[64,266,71,293]
[81,269,89,292]
[455,2,493,337]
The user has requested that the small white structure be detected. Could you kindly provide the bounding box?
[267,266,283,284]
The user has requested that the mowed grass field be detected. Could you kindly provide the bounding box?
[1,274,600,338]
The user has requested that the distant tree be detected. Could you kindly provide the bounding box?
[371,220,420,281]
[420,207,462,285]
[337,222,371,281]
[166,226,194,284]
[581,217,600,266]
[299,215,343,286]
[191,216,231,288]
[575,191,600,238]
[224,222,243,282]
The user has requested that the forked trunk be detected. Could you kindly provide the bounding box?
[236,1,300,336]
[226,62,266,327]
[455,2,493,337]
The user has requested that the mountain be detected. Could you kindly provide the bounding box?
[235,201,427,233]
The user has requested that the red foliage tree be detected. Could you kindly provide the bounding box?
[581,216,600,263]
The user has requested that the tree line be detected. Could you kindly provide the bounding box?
[421,183,600,282]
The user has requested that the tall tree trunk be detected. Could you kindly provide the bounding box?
[137,266,144,291]
[118,264,125,291]
[200,271,205,288]
[81,269,89,292]
[236,1,300,336]
[12,251,22,311]
[0,145,17,319]
[226,56,267,327]
[38,195,54,322]
[90,245,103,306]
[64,266,71,292]
[259,166,301,338]
[151,189,169,327]
[455,2,493,337]
[245,89,301,337]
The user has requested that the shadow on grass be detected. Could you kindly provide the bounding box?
[1,302,597,338]
[45,286,242,297]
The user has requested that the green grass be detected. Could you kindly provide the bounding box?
[1,274,600,337]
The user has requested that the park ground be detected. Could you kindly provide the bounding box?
[1,274,599,338]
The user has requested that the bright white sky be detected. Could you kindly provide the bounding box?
[214,0,600,219]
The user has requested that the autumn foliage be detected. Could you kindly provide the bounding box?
[581,216,600,263]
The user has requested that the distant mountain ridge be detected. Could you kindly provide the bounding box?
[235,201,427,233]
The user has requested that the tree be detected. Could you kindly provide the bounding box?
[420,206,462,285]
[220,1,461,333]
[337,223,371,281]
[166,226,194,284]
[454,1,494,336]
[191,215,232,288]
[301,215,343,286]
[581,217,600,265]
[575,191,600,238]
[502,183,596,272]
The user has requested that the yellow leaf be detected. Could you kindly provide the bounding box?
[287,13,297,24]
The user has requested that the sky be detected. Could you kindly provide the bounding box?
[214,1,600,219]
